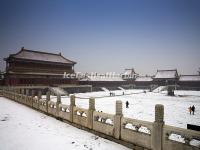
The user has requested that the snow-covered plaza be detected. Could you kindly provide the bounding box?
[1,89,200,150]
[59,89,200,129]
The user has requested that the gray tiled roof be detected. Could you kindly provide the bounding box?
[154,70,178,79]
[179,75,200,81]
[9,48,76,64]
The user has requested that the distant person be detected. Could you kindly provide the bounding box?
[126,101,129,108]
[122,92,124,95]
[191,105,195,115]
[188,106,192,115]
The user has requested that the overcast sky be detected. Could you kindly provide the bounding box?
[0,0,199,75]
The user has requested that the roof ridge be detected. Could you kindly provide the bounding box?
[180,75,200,76]
[22,48,76,64]
[157,69,177,72]
[22,48,60,56]
[137,76,152,77]
[5,47,76,64]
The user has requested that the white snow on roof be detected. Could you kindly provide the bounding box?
[123,69,136,76]
[154,70,177,79]
[179,75,200,81]
[135,76,153,81]
[124,70,132,75]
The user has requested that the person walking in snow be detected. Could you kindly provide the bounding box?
[126,101,129,108]
[188,106,192,115]
[191,105,195,115]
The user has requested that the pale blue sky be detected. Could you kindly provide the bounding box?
[0,0,199,75]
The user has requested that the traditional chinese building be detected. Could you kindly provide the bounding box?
[79,73,127,91]
[178,75,200,90]
[135,76,153,88]
[122,68,138,81]
[153,69,179,86]
[4,47,77,86]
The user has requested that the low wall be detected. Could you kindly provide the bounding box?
[58,104,70,120]
[32,97,39,109]
[26,96,33,107]
[48,101,57,116]
[163,125,200,150]
[73,107,88,128]
[121,117,152,149]
[93,111,114,136]
[1,87,200,150]
[39,99,47,113]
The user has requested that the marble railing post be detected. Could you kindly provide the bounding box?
[87,97,95,129]
[5,87,7,98]
[0,88,2,97]
[8,87,10,98]
[6,87,9,98]
[9,87,11,99]
[56,94,61,117]
[8,87,11,98]
[2,87,5,97]
[70,95,76,122]
[16,88,20,94]
[114,100,123,139]
[25,89,29,104]
[151,104,164,150]
[31,90,35,107]
[38,91,42,100]
[12,87,14,99]
[31,90,35,98]
[11,88,14,100]
[38,91,42,108]
[22,89,26,103]
[46,91,50,112]
[21,89,25,95]
[14,89,17,101]
[9,87,13,100]
[26,89,29,96]
[4,87,7,97]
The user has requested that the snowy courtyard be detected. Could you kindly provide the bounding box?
[1,89,200,150]
[0,97,130,150]
[58,89,200,129]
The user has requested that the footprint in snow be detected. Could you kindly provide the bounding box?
[0,114,10,121]
[41,116,46,119]
[103,140,108,143]
[1,117,8,121]
[84,144,88,148]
